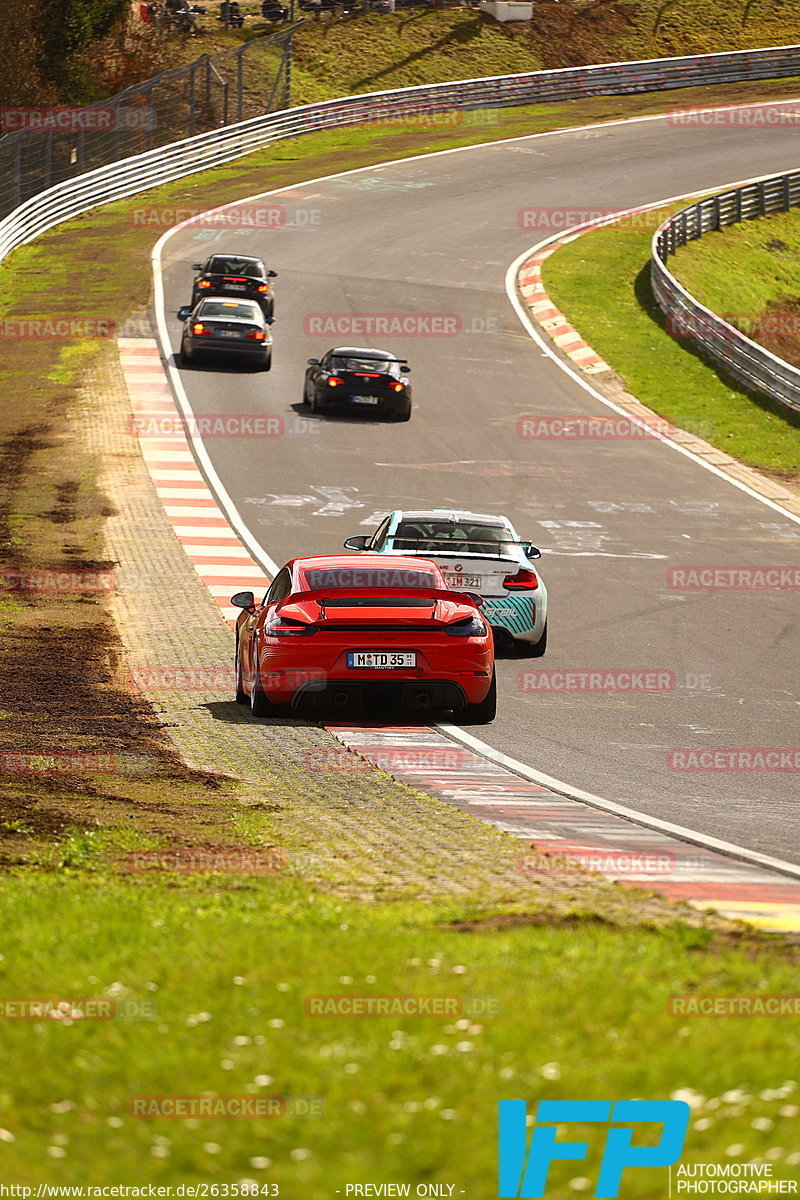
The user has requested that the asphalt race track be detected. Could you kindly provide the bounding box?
[155,105,800,865]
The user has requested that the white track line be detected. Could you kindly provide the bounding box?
[149,96,800,883]
[437,722,800,882]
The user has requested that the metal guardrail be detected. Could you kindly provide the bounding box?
[2,43,800,266]
[652,170,800,416]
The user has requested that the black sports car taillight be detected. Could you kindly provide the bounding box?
[265,617,317,637]
[445,615,487,637]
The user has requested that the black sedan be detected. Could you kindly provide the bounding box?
[177,299,275,369]
[190,254,278,316]
[302,347,412,421]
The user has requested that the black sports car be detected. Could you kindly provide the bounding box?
[190,254,278,316]
[177,298,275,369]
[302,347,412,421]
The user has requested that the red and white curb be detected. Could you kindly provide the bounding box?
[117,338,800,934]
[519,242,612,376]
[117,337,271,623]
[329,726,800,934]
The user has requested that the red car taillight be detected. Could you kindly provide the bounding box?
[246,330,266,341]
[266,618,316,637]
[257,284,269,293]
[353,372,381,377]
[327,376,344,387]
[192,323,212,336]
[223,276,248,282]
[390,382,404,392]
[198,280,212,289]
[503,568,539,590]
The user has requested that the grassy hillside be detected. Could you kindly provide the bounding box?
[287,0,800,105]
[669,206,800,369]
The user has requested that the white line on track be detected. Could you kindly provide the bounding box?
[150,95,800,881]
[436,721,800,881]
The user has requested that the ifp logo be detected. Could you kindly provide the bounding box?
[498,1100,690,1198]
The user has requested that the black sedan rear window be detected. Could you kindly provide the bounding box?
[196,300,261,320]
[206,258,265,278]
[332,356,400,377]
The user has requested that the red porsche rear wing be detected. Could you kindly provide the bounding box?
[279,587,482,610]
[273,587,481,627]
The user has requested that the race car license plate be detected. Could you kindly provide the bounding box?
[347,651,416,669]
[351,395,380,405]
[224,284,246,291]
[442,575,481,588]
[219,330,243,338]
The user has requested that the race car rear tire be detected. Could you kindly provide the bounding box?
[515,620,547,657]
[462,671,497,725]
[235,642,247,705]
[250,654,290,717]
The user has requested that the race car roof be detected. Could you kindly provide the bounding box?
[392,510,509,526]
[330,346,400,360]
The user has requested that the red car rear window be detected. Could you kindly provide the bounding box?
[301,567,439,591]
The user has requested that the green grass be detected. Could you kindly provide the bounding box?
[541,208,800,474]
[4,76,800,1186]
[0,875,798,1188]
[286,3,800,106]
[670,206,800,335]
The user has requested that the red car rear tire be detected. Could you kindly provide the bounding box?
[250,653,290,718]
[462,670,497,725]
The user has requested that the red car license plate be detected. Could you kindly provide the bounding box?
[347,651,416,669]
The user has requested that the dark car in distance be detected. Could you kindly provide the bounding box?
[190,254,277,316]
[302,347,412,421]
[177,298,274,369]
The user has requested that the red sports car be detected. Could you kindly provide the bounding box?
[232,554,496,722]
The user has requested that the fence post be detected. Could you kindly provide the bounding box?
[189,64,197,137]
[237,45,244,122]
[43,132,53,193]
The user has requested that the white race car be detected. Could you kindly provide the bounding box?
[345,509,547,655]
